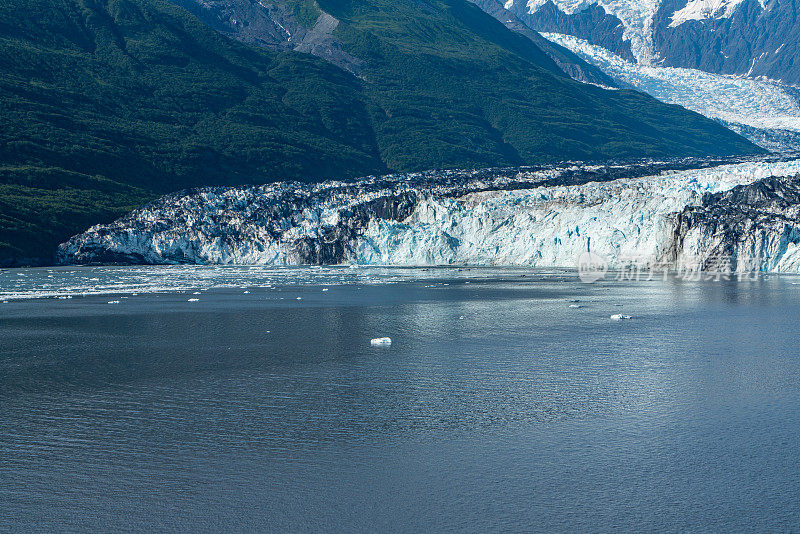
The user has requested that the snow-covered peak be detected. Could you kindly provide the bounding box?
[669,0,764,27]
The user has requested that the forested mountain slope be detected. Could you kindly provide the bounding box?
[0,0,759,265]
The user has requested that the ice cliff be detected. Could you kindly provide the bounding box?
[58,157,800,273]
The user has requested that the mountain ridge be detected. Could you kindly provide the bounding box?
[502,0,800,85]
[0,0,760,266]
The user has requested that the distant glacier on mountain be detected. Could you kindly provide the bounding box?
[501,0,800,85]
[541,33,800,152]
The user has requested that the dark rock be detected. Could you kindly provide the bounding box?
[166,0,364,74]
[667,174,800,270]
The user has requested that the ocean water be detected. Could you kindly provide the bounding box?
[1,266,800,532]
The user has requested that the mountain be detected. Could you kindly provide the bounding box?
[502,0,800,85]
[465,0,616,86]
[492,0,800,150]
[0,0,759,266]
[654,0,800,84]
[173,0,615,85]
[165,0,366,73]
[542,33,800,152]
[0,0,385,265]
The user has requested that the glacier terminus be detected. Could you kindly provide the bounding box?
[59,156,800,275]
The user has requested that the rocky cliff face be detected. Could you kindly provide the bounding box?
[166,0,364,73]
[58,157,800,273]
[653,0,800,85]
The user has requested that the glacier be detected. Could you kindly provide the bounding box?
[522,0,767,64]
[541,32,800,151]
[524,0,661,63]
[58,157,800,274]
[356,159,800,267]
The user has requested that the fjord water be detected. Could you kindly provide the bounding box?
[2,267,800,532]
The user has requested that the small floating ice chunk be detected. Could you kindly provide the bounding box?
[610,314,632,321]
[322,288,329,292]
[243,291,250,294]
[296,297,302,300]
[370,337,392,346]
[188,298,200,302]
[569,304,583,309]
[107,300,120,304]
